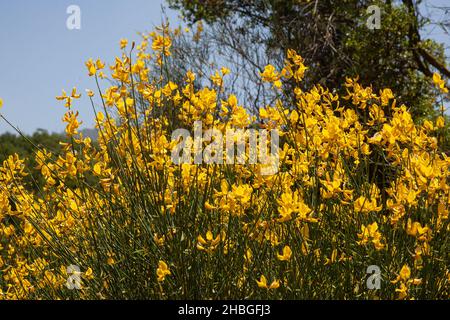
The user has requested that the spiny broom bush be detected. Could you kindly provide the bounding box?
[0,25,449,300]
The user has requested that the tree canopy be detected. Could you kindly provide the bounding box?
[168,0,449,119]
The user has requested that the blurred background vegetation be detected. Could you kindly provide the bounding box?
[167,0,449,117]
[0,129,98,189]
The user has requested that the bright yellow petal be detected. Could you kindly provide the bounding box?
[256,275,267,288]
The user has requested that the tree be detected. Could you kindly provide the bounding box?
[0,129,65,189]
[167,0,449,120]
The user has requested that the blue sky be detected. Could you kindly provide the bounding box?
[0,1,448,134]
[0,0,178,134]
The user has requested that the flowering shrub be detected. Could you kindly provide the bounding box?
[0,25,448,299]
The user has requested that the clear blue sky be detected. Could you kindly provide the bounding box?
[0,0,179,134]
[0,1,448,135]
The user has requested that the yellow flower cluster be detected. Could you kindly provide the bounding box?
[0,25,448,300]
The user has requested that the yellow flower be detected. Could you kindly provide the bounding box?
[268,280,280,289]
[357,222,385,250]
[196,231,221,253]
[354,196,382,213]
[256,275,268,288]
[406,219,432,241]
[186,70,196,82]
[436,116,445,129]
[93,162,103,176]
[63,111,82,136]
[260,64,281,84]
[107,256,115,266]
[70,87,81,99]
[290,110,299,124]
[156,260,171,282]
[85,58,97,76]
[399,264,411,282]
[56,88,80,108]
[380,88,394,106]
[395,282,408,300]
[210,71,223,87]
[0,97,3,109]
[221,67,230,76]
[204,202,216,210]
[96,59,105,70]
[120,38,128,49]
[392,263,411,285]
[152,35,172,56]
[85,267,94,280]
[432,72,448,93]
[277,245,292,261]
[256,275,280,290]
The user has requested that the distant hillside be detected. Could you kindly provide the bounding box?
[79,128,98,141]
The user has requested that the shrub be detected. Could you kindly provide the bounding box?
[0,25,448,299]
